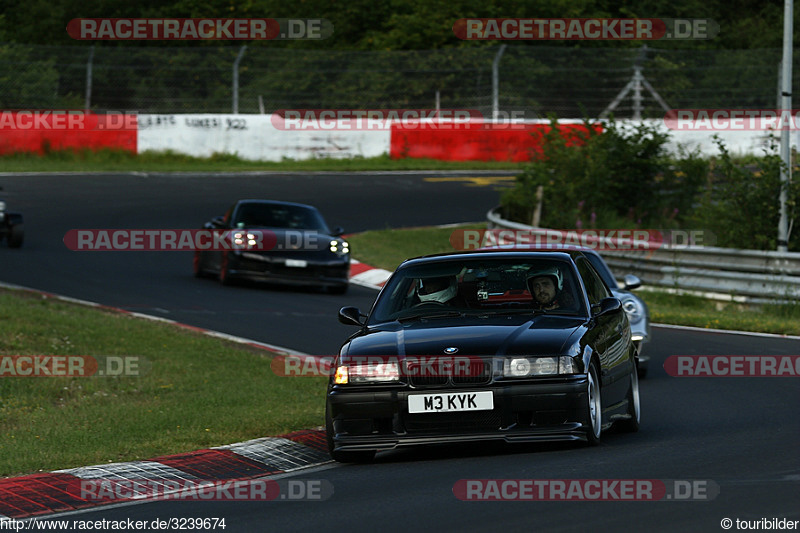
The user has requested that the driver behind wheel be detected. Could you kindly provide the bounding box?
[527,266,568,311]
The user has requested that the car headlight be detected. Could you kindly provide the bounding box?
[503,356,577,377]
[0,201,6,212]
[330,239,350,255]
[621,296,644,324]
[334,361,399,384]
[233,231,259,248]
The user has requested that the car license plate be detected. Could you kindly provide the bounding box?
[408,391,493,413]
[285,259,307,268]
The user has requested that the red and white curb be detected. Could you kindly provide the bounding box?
[348,259,391,290]
[0,430,329,519]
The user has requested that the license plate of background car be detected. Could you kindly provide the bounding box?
[285,259,308,268]
[408,391,493,413]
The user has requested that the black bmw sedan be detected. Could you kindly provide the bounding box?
[326,249,640,462]
[193,199,350,293]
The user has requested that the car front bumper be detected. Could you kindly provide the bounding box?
[327,377,592,451]
[227,251,349,287]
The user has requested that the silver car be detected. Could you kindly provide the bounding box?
[580,249,650,377]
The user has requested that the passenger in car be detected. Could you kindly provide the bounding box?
[415,276,468,307]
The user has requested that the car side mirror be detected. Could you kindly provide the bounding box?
[339,306,364,326]
[593,297,622,317]
[331,226,345,237]
[211,215,226,227]
[623,274,642,291]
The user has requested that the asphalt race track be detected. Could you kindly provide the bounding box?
[1,172,799,532]
[0,171,510,354]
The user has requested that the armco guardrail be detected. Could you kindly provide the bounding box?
[486,207,800,302]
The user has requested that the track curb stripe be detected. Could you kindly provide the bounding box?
[0,429,329,520]
[348,259,391,289]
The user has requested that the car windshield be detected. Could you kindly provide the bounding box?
[369,257,587,323]
[232,203,329,232]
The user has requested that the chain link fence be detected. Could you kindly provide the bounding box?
[0,42,797,117]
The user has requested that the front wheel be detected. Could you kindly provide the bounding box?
[193,251,207,278]
[617,363,641,433]
[8,223,23,248]
[585,362,602,445]
[218,252,234,286]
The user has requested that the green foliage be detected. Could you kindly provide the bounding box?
[0,44,81,108]
[500,122,799,252]
[0,0,798,50]
[500,118,706,229]
[689,136,800,251]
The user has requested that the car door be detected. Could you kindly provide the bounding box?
[575,257,628,398]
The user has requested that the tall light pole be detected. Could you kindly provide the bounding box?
[778,0,794,252]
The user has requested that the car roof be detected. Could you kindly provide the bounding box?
[399,248,584,268]
[478,243,601,257]
[235,199,319,211]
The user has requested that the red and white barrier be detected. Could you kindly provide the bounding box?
[0,111,790,161]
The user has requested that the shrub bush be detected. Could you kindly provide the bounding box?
[500,117,707,230]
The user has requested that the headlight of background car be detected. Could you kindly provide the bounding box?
[620,295,644,324]
[330,239,350,255]
[233,231,259,249]
[503,356,578,378]
[334,361,399,384]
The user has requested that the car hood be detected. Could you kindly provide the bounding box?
[343,314,586,359]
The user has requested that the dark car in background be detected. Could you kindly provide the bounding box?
[326,249,640,463]
[193,199,350,293]
[0,187,23,248]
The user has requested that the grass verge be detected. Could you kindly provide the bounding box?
[0,149,524,173]
[347,224,800,336]
[348,223,485,272]
[0,289,325,478]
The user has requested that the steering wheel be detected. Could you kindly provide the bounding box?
[412,301,448,308]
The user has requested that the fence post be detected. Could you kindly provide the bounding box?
[232,45,248,114]
[492,44,507,120]
[84,45,94,110]
[777,0,793,252]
